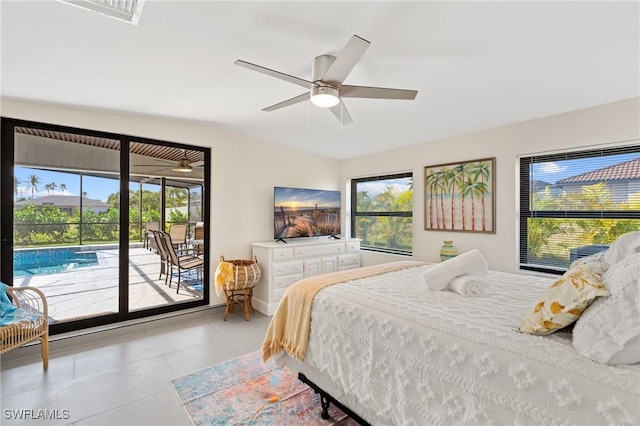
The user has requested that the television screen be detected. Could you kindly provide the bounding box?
[274,186,341,240]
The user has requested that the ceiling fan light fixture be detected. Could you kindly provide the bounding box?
[172,158,193,173]
[310,86,340,108]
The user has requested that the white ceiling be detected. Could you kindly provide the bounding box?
[1,1,638,160]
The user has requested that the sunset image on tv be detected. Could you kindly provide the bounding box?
[274,187,341,239]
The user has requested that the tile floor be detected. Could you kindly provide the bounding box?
[1,309,271,425]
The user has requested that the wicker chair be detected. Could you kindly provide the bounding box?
[0,286,49,369]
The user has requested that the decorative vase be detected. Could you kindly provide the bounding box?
[440,240,458,262]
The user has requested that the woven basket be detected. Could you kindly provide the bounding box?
[219,256,261,290]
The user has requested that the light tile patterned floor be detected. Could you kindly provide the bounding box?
[0,311,272,425]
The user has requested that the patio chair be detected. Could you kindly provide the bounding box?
[193,223,204,256]
[144,221,159,250]
[162,232,204,293]
[152,230,195,286]
[169,224,188,251]
[1,285,49,369]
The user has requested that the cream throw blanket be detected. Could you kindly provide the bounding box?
[262,260,426,362]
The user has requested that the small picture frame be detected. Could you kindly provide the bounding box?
[424,157,496,233]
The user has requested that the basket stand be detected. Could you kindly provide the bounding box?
[224,287,255,321]
[218,256,261,321]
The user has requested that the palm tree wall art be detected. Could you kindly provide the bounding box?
[424,158,496,233]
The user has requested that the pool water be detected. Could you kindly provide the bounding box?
[14,248,99,277]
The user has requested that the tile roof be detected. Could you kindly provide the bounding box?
[557,158,640,184]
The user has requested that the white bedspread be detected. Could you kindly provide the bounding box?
[284,264,640,426]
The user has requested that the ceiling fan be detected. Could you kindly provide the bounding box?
[235,35,418,125]
[133,150,203,174]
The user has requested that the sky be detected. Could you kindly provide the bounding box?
[15,167,121,202]
[274,187,341,209]
[356,177,412,198]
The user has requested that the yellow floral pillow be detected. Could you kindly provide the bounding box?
[520,262,609,335]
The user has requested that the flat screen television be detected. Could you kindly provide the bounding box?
[274,186,341,240]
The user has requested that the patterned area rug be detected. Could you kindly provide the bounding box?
[170,350,357,426]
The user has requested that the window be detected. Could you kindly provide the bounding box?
[351,173,413,255]
[519,144,640,274]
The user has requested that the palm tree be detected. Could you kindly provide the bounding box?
[166,187,188,208]
[13,176,22,199]
[453,163,470,230]
[44,183,53,194]
[27,174,41,199]
[425,170,438,229]
[445,168,457,229]
[471,161,491,231]
[433,169,447,229]
[462,173,488,231]
[59,183,67,193]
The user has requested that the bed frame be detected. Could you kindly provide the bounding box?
[298,373,371,426]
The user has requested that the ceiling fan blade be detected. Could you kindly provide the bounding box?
[341,85,418,100]
[133,159,176,166]
[262,92,310,112]
[329,101,354,125]
[190,161,204,167]
[321,35,371,85]
[235,60,316,89]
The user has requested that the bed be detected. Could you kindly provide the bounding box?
[262,242,640,425]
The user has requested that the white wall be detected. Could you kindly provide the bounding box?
[341,97,640,273]
[3,96,638,294]
[1,98,342,305]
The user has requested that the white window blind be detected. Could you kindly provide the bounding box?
[520,144,640,273]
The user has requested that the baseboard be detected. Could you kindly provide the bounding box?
[1,305,225,362]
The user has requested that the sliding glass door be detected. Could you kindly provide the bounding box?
[128,141,206,311]
[0,118,210,335]
[11,127,122,325]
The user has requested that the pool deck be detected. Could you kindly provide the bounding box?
[12,244,204,323]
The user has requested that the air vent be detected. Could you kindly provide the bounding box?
[59,0,145,25]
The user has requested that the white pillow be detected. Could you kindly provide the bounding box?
[572,253,640,365]
[604,231,640,266]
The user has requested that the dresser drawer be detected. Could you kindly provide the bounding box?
[338,253,360,267]
[273,273,303,289]
[272,287,288,303]
[346,241,360,252]
[272,260,303,277]
[294,243,344,258]
[272,247,294,261]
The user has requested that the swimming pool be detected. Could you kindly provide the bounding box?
[14,248,99,277]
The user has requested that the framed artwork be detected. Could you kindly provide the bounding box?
[424,157,496,233]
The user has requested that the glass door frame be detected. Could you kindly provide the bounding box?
[1,117,211,335]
